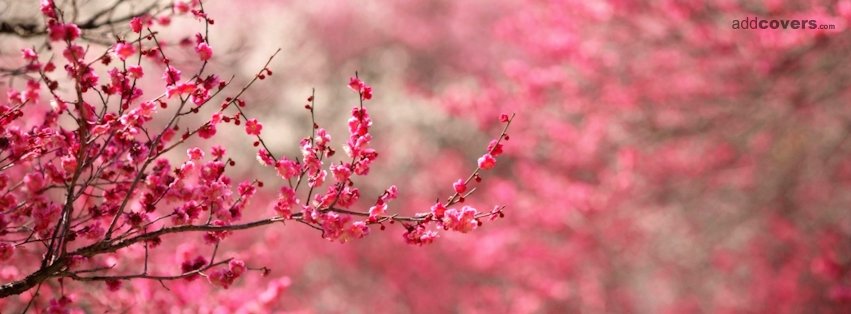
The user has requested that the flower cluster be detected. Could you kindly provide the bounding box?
[252,77,514,245]
[208,259,247,289]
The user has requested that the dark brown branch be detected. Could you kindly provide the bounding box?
[0,217,284,298]
[64,258,231,282]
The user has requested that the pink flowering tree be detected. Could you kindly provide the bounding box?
[0,1,513,311]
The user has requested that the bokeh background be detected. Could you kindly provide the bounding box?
[2,0,851,313]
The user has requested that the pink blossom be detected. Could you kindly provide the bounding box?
[46,298,71,313]
[403,225,439,246]
[347,77,373,100]
[172,202,202,225]
[40,0,56,18]
[112,42,136,61]
[210,145,226,159]
[229,259,246,276]
[431,202,447,218]
[163,66,181,85]
[201,74,221,90]
[368,202,387,220]
[32,204,59,231]
[348,77,365,92]
[345,221,370,241]
[21,48,38,63]
[166,82,197,98]
[129,16,145,33]
[385,185,398,201]
[487,140,504,156]
[245,118,263,136]
[60,155,77,175]
[308,170,326,188]
[127,65,144,78]
[276,159,300,179]
[180,256,207,281]
[195,42,213,61]
[273,187,298,217]
[24,173,45,193]
[198,124,216,139]
[174,0,191,14]
[187,147,204,160]
[477,153,496,170]
[204,220,232,243]
[315,128,331,147]
[211,112,223,125]
[362,85,373,100]
[453,179,467,194]
[442,206,478,233]
[157,15,171,26]
[208,269,236,288]
[62,44,86,63]
[125,211,149,228]
[47,23,81,41]
[257,149,275,166]
[330,164,352,182]
[179,160,197,177]
[336,186,360,208]
[238,180,257,198]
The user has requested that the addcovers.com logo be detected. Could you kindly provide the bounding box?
[732,17,836,30]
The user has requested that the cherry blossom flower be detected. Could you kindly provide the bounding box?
[40,0,56,18]
[453,179,467,194]
[245,118,263,136]
[368,202,388,220]
[195,42,213,61]
[442,206,478,233]
[330,164,352,182]
[163,66,182,85]
[127,65,144,78]
[174,0,191,14]
[112,42,136,61]
[47,22,81,41]
[129,16,145,33]
[187,147,204,160]
[430,202,447,218]
[166,82,197,98]
[477,153,496,170]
